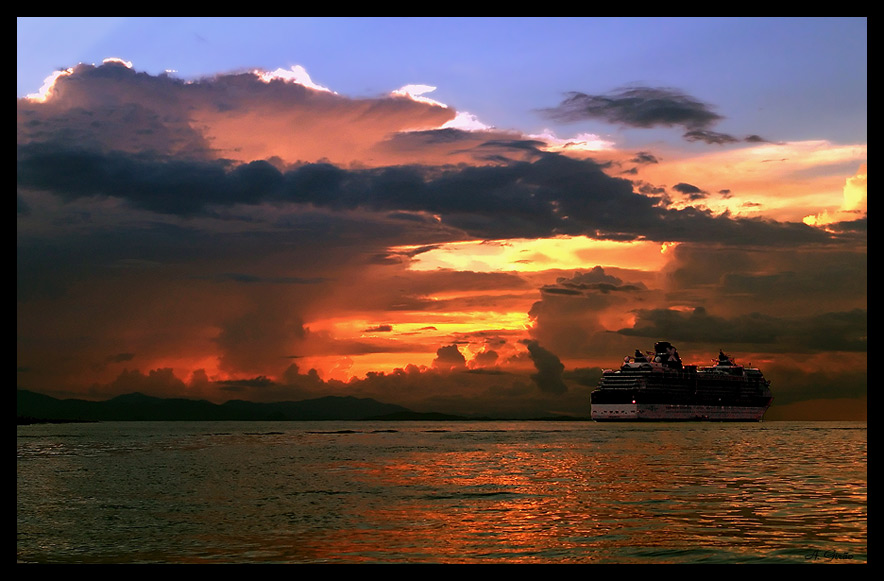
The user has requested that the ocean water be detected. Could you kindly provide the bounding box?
[17,420,866,564]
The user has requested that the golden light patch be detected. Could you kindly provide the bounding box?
[636,140,867,222]
[298,306,533,381]
[843,164,868,212]
[25,68,75,102]
[395,236,671,273]
[310,310,531,343]
[803,164,867,227]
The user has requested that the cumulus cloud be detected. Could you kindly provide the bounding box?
[521,340,567,395]
[17,60,457,166]
[540,266,648,296]
[16,62,866,417]
[432,344,467,371]
[17,141,846,249]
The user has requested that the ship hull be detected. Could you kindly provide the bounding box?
[591,402,771,421]
[590,367,773,422]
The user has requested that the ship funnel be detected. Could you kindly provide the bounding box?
[654,341,682,369]
[654,341,673,354]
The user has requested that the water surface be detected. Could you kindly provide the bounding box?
[17,420,867,564]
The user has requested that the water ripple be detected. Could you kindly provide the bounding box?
[18,420,866,563]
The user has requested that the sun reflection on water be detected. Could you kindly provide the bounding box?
[18,421,866,563]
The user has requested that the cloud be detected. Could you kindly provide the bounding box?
[521,340,567,395]
[108,367,187,399]
[545,86,722,128]
[540,266,649,296]
[543,86,766,144]
[17,63,857,253]
[618,306,867,353]
[254,65,335,93]
[432,344,467,371]
[803,164,868,227]
[17,141,851,252]
[528,267,655,360]
[17,60,457,167]
[660,243,867,316]
[214,308,308,376]
[363,324,393,333]
[469,349,500,369]
[216,375,276,389]
[672,182,708,201]
[16,62,866,418]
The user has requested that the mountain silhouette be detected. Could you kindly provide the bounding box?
[16,389,416,422]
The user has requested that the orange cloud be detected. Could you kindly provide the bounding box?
[17,62,866,418]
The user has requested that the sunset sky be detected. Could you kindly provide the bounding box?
[17,17,866,419]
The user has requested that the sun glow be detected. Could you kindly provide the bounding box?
[395,236,671,273]
[25,68,73,102]
[291,236,677,381]
[532,128,616,152]
[803,164,868,227]
[637,140,867,222]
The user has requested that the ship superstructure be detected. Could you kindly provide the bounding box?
[590,342,773,421]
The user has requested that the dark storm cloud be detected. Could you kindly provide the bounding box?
[663,244,867,314]
[107,368,187,398]
[527,267,655,360]
[216,376,276,389]
[683,129,738,144]
[543,86,766,144]
[630,151,659,165]
[825,216,867,235]
[17,142,846,248]
[684,130,767,145]
[363,325,393,333]
[541,267,648,297]
[545,87,722,128]
[470,349,500,368]
[15,64,846,251]
[16,144,277,216]
[618,306,867,353]
[672,182,708,201]
[383,128,548,164]
[433,344,467,370]
[370,243,441,265]
[521,340,568,395]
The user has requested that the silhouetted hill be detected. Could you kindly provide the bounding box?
[16,389,413,422]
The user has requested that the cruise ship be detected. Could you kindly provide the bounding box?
[590,341,773,421]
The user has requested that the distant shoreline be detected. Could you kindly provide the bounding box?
[18,416,866,426]
[16,390,593,423]
[17,415,591,425]
[17,416,99,425]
